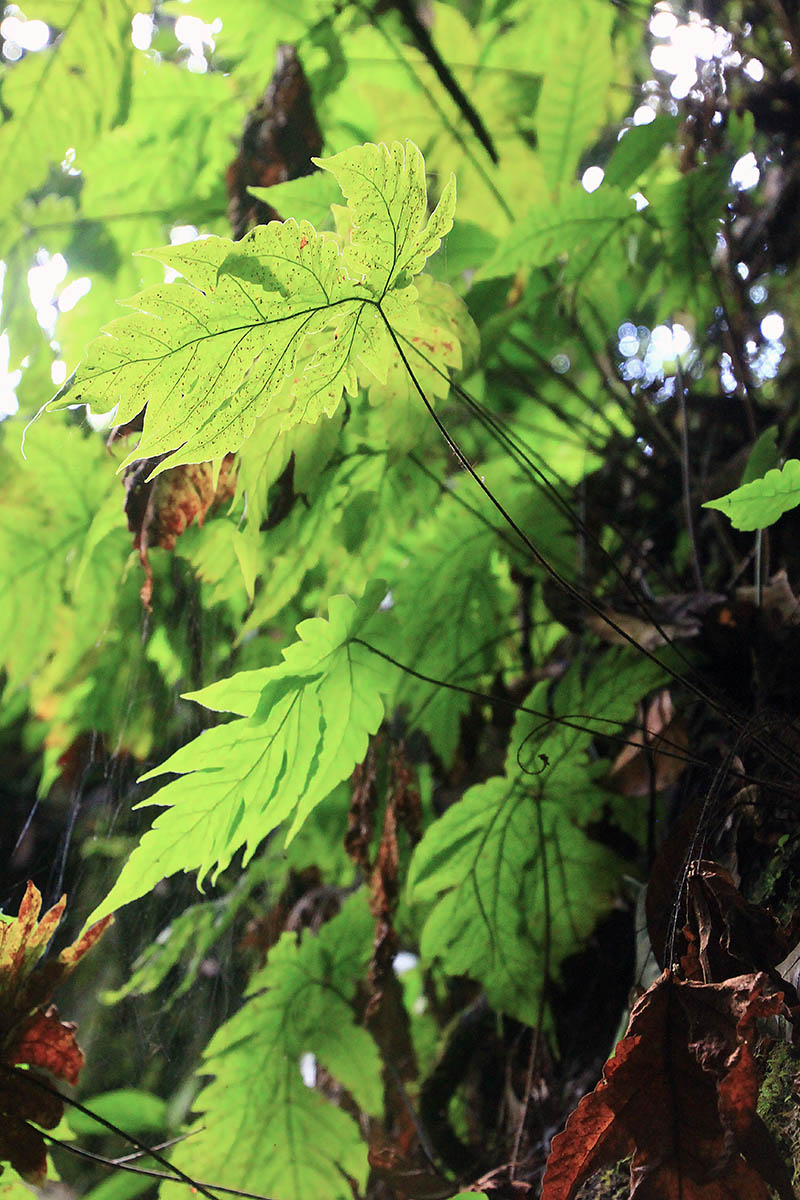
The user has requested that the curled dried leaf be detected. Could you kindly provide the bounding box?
[0,882,111,1182]
[542,970,793,1200]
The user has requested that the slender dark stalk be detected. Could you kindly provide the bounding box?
[675,363,704,592]
[43,1130,277,1200]
[386,0,499,163]
[2,1067,219,1200]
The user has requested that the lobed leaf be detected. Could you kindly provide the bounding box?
[409,775,622,1026]
[536,2,614,191]
[315,140,457,292]
[408,651,667,1022]
[88,584,393,922]
[703,459,800,531]
[165,893,380,1200]
[477,185,635,280]
[0,0,134,242]
[48,140,458,474]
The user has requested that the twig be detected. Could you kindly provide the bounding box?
[676,362,703,591]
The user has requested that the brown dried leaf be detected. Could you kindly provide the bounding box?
[610,689,689,797]
[124,454,236,607]
[541,970,793,1200]
[226,44,323,239]
[0,883,111,1182]
[683,861,792,984]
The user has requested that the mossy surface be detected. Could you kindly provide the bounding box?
[574,1161,630,1199]
[758,1040,800,1184]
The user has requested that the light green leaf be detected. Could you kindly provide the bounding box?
[166,893,379,1200]
[67,1090,167,1137]
[0,1175,37,1200]
[478,186,634,280]
[604,114,680,191]
[703,459,800,531]
[231,527,258,603]
[741,425,779,486]
[78,62,233,227]
[536,2,614,191]
[48,140,459,474]
[408,651,666,1022]
[0,0,134,236]
[233,394,342,532]
[248,173,342,226]
[88,584,392,922]
[367,274,478,447]
[0,421,120,687]
[162,0,329,87]
[315,140,456,292]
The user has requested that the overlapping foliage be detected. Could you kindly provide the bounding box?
[1,1,800,1199]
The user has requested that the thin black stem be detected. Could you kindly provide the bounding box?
[43,1130,277,1200]
[359,4,512,221]
[3,1067,218,1200]
[380,309,719,709]
[387,0,499,163]
[383,306,800,781]
[353,637,717,774]
[676,362,704,592]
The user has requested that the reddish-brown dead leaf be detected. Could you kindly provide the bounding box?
[682,861,792,985]
[0,882,112,1182]
[610,689,689,797]
[541,970,793,1200]
[124,454,236,608]
[8,1008,83,1085]
[226,43,323,240]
